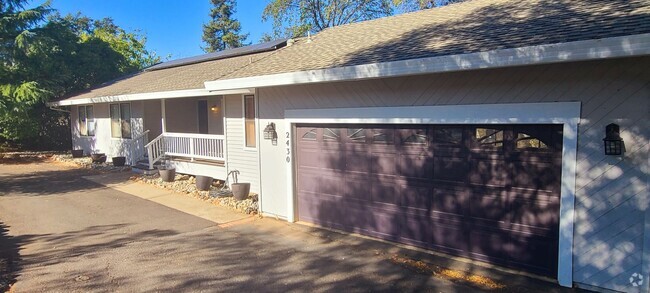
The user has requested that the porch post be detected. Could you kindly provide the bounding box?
[161,99,167,133]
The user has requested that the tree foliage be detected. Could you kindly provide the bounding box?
[393,0,466,12]
[262,0,393,39]
[261,0,465,40]
[0,0,160,150]
[202,0,248,52]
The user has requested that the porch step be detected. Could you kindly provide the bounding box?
[131,159,159,175]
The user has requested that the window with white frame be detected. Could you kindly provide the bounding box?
[78,105,95,136]
[244,95,256,148]
[110,103,132,139]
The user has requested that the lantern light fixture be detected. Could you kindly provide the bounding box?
[210,105,219,112]
[603,123,624,156]
[263,122,277,141]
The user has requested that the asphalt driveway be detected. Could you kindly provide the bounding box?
[0,159,575,292]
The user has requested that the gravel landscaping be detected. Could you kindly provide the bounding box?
[51,154,132,172]
[132,173,259,215]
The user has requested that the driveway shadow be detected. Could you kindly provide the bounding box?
[0,222,21,292]
[0,167,129,196]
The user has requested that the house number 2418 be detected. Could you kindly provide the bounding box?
[286,132,291,163]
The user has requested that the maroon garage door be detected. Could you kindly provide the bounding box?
[296,124,562,276]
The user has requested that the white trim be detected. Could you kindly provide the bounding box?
[284,102,581,287]
[48,88,255,106]
[206,34,650,91]
[242,94,258,150]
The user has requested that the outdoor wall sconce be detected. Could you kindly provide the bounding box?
[210,105,219,112]
[263,122,277,141]
[603,123,624,156]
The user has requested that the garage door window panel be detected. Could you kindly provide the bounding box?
[323,128,341,142]
[400,128,429,145]
[473,127,505,150]
[301,128,318,141]
[371,128,394,145]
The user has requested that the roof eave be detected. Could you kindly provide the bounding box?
[47,88,255,106]
[204,33,650,91]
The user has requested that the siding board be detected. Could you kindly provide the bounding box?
[224,95,260,194]
[257,56,650,292]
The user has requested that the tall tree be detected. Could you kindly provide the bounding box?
[262,0,393,39]
[0,0,160,150]
[202,0,249,52]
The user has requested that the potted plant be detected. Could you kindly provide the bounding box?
[112,156,126,166]
[228,170,250,200]
[158,159,175,182]
[91,152,106,163]
[195,175,213,191]
[71,149,84,158]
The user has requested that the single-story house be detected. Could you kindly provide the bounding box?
[48,0,650,292]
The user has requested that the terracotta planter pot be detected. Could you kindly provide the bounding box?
[112,156,126,166]
[158,167,176,182]
[91,153,106,163]
[71,149,84,158]
[195,175,213,191]
[231,183,250,200]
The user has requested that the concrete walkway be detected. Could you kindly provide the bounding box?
[82,173,250,225]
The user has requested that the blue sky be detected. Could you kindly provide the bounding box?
[49,0,273,59]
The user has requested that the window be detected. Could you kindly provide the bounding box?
[323,128,340,141]
[434,127,463,145]
[516,133,549,149]
[475,127,503,148]
[372,129,394,144]
[301,129,317,140]
[78,105,94,136]
[347,128,365,142]
[110,103,132,139]
[402,129,428,145]
[244,95,256,148]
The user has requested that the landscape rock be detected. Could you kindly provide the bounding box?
[131,173,258,215]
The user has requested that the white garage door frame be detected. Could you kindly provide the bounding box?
[284,101,581,287]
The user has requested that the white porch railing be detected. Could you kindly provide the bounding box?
[127,130,149,166]
[145,132,226,169]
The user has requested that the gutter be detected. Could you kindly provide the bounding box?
[47,87,255,107]
[49,106,70,113]
[204,33,650,91]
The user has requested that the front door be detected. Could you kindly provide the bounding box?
[198,100,208,134]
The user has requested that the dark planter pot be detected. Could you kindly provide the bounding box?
[91,153,106,163]
[195,175,213,191]
[158,167,176,182]
[71,149,84,158]
[112,156,126,166]
[231,183,250,201]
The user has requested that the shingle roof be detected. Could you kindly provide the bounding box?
[61,51,273,101]
[222,0,650,79]
[59,0,650,102]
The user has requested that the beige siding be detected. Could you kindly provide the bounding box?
[224,94,261,194]
[258,56,649,291]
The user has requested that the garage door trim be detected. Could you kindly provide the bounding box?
[284,102,580,287]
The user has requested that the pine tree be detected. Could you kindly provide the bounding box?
[202,0,249,52]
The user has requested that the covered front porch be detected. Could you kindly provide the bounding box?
[140,96,228,179]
